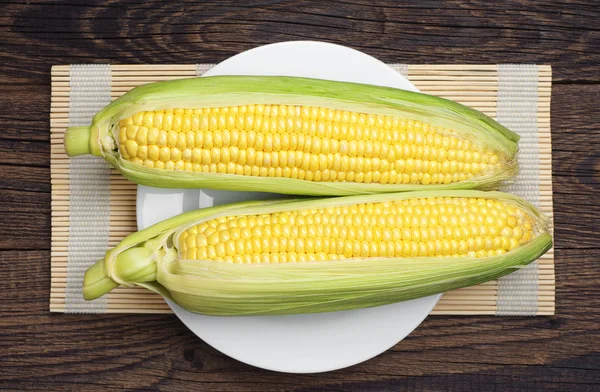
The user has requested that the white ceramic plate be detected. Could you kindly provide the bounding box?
[137,41,441,373]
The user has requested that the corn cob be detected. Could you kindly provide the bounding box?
[83,190,552,316]
[65,76,519,195]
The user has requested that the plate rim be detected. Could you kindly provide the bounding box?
[137,40,442,373]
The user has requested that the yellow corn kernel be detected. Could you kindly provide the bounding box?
[117,105,504,185]
[177,196,537,263]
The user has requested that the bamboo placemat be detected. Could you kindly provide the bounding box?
[50,64,554,315]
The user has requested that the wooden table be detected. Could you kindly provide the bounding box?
[1,1,599,390]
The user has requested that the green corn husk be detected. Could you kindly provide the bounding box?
[65,76,519,196]
[83,190,552,316]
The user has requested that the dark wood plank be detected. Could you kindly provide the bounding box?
[0,139,49,167]
[0,187,50,250]
[551,84,600,250]
[0,248,598,391]
[0,165,50,193]
[1,0,599,390]
[0,0,598,86]
[0,84,49,142]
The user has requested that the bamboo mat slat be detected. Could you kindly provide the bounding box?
[50,64,554,315]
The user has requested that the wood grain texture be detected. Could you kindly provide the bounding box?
[1,0,599,390]
[1,0,599,84]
